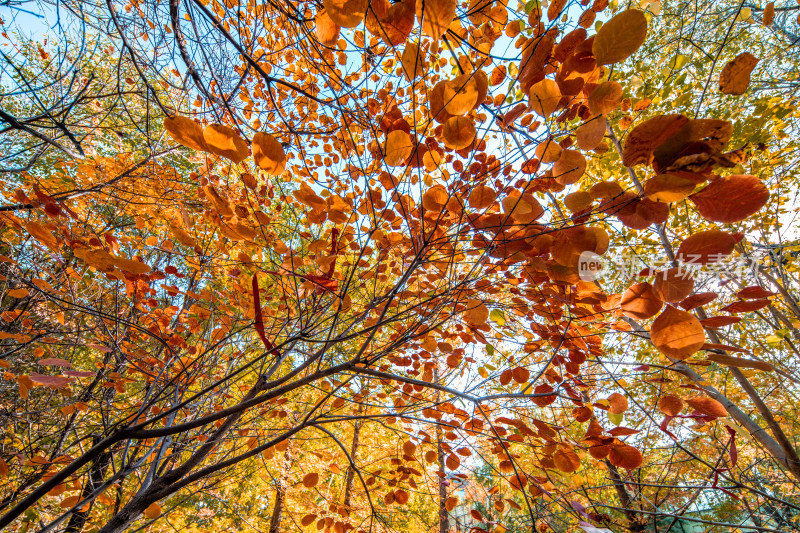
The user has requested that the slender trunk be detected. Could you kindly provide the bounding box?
[65,435,113,533]
[268,486,284,533]
[436,424,449,533]
[605,460,645,532]
[434,366,449,533]
[342,418,362,509]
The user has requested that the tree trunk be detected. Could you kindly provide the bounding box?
[342,418,362,509]
[605,460,645,532]
[268,485,284,533]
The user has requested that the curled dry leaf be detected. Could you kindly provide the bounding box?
[719,52,759,95]
[592,9,648,66]
[689,175,769,223]
[679,291,717,311]
[650,305,705,360]
[622,114,689,167]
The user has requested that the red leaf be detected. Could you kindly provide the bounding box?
[736,285,775,299]
[720,299,770,314]
[689,175,769,223]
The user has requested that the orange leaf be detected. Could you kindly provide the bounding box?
[650,306,705,360]
[528,78,561,119]
[416,0,456,40]
[553,449,581,473]
[324,0,367,28]
[658,394,683,416]
[607,393,628,415]
[143,502,162,519]
[652,267,694,303]
[164,116,207,152]
[301,514,317,526]
[588,81,623,115]
[442,116,476,150]
[686,397,728,418]
[385,130,414,167]
[608,444,643,469]
[252,132,287,175]
[620,282,663,320]
[203,124,250,163]
[676,230,743,265]
[303,472,320,488]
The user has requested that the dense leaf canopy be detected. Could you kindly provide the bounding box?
[1,0,800,532]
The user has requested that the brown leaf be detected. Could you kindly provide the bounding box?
[719,52,759,95]
[621,114,690,167]
[592,9,648,65]
[553,448,581,472]
[705,353,773,372]
[303,472,320,488]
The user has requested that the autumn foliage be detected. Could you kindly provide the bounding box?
[1,0,800,532]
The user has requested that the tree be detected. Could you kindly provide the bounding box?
[1,0,800,532]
